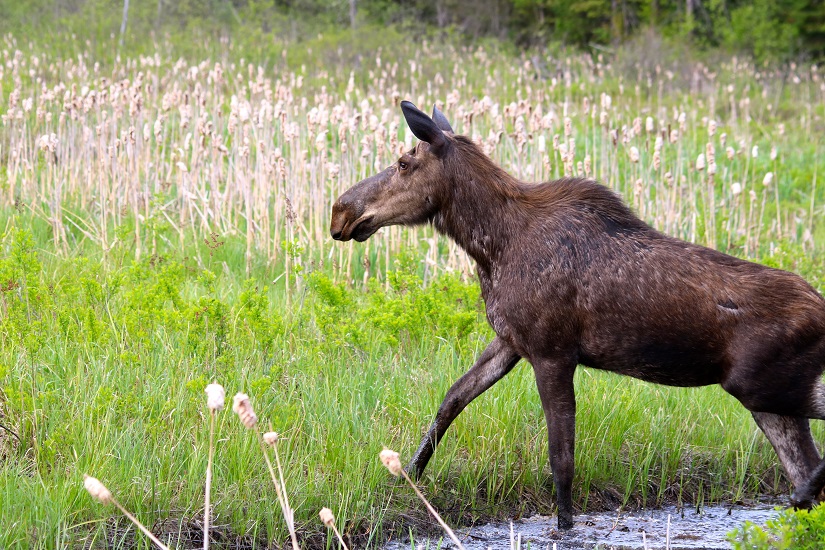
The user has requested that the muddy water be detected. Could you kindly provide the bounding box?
[385,505,779,549]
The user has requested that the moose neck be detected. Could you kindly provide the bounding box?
[433,139,528,274]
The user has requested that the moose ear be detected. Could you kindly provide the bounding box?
[401,100,447,153]
[431,104,454,133]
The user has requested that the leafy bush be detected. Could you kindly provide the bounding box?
[306,254,485,351]
[729,505,825,549]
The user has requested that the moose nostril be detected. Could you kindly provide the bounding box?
[331,229,343,240]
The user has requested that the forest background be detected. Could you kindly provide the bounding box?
[3,0,825,63]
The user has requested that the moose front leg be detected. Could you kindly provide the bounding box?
[533,358,577,530]
[407,336,521,479]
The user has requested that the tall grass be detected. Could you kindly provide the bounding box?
[1,29,825,548]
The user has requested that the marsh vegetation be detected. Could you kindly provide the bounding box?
[1,25,825,548]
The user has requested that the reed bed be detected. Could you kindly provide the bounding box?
[2,34,824,290]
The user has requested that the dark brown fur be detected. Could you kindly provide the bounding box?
[330,101,825,529]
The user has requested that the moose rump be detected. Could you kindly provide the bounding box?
[330,99,825,529]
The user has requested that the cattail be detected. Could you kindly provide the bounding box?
[696,154,705,171]
[751,145,759,158]
[763,172,774,186]
[563,117,572,137]
[259,428,300,550]
[731,182,742,196]
[379,449,403,476]
[320,507,350,550]
[708,162,717,175]
[204,383,224,550]
[629,146,640,164]
[232,393,257,429]
[720,132,727,147]
[770,146,777,161]
[205,384,225,412]
[83,474,170,550]
[320,507,335,527]
[726,146,735,160]
[315,130,327,152]
[378,450,465,549]
[83,474,113,504]
[645,116,654,133]
[599,111,608,126]
[653,150,661,171]
[669,129,679,143]
[708,119,717,136]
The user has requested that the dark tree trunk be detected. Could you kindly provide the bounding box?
[119,0,129,46]
[349,0,357,29]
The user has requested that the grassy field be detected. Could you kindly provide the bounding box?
[2,27,825,548]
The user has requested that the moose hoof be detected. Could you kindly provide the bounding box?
[790,491,817,510]
[557,515,574,530]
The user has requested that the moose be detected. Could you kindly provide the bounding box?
[330,100,825,529]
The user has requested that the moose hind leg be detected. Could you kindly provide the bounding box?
[751,412,820,490]
[786,382,825,508]
[746,379,825,508]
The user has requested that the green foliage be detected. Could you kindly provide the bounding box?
[720,0,804,62]
[1,0,824,62]
[759,242,825,292]
[729,505,825,549]
[306,255,485,350]
[363,263,482,347]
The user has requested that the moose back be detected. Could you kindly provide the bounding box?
[330,100,825,529]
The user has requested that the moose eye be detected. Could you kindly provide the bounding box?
[398,161,408,171]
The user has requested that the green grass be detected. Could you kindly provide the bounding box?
[1,213,822,548]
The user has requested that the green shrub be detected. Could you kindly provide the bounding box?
[729,505,825,549]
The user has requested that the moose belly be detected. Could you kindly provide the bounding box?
[578,339,727,387]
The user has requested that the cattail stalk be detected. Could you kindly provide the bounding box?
[203,383,224,550]
[203,409,216,550]
[320,507,349,550]
[83,474,170,550]
[260,431,301,550]
[379,450,466,550]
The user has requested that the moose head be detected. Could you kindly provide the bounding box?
[330,101,455,242]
